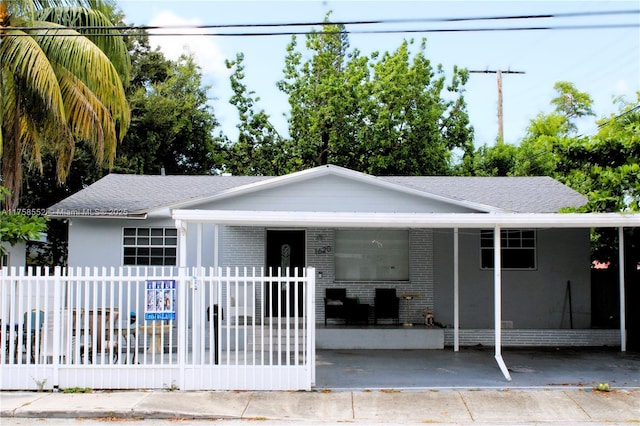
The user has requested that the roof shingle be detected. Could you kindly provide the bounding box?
[48,170,586,216]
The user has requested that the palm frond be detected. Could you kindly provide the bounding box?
[35,3,131,82]
[29,21,130,136]
[0,29,67,123]
[57,66,120,165]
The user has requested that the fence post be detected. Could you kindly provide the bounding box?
[177,266,187,389]
[52,267,64,386]
[306,267,316,387]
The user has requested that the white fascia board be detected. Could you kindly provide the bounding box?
[172,210,640,229]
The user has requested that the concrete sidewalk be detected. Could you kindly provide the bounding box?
[1,388,640,423]
[2,348,639,423]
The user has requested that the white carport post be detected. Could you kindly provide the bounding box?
[453,228,460,352]
[176,219,188,385]
[494,226,512,381]
[196,223,203,267]
[619,227,627,352]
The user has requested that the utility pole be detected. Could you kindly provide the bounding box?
[470,69,525,144]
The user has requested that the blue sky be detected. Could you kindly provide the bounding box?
[117,0,639,148]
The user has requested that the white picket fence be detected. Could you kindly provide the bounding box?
[0,266,316,391]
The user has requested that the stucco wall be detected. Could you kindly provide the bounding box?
[433,228,591,329]
[68,218,219,268]
[197,174,476,213]
[3,242,26,268]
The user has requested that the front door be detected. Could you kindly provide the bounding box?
[265,230,306,317]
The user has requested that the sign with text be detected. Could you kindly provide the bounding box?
[145,280,176,321]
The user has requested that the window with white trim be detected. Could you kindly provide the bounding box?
[0,253,8,268]
[123,228,177,266]
[335,229,409,281]
[481,229,536,269]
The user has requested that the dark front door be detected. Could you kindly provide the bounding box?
[265,230,306,317]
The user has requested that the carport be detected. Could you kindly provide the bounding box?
[175,209,640,381]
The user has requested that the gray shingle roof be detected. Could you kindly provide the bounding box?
[381,176,587,213]
[48,171,586,217]
[48,175,269,216]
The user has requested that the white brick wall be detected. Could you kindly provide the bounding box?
[221,226,264,268]
[443,329,622,347]
[315,229,434,324]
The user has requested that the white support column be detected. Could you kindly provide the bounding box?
[619,227,627,352]
[196,223,203,268]
[494,226,511,381]
[453,228,460,352]
[176,220,187,268]
[213,224,219,269]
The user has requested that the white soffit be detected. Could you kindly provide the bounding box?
[172,210,640,228]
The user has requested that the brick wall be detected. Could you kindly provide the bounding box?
[443,329,621,347]
[221,226,264,268]
[316,229,434,324]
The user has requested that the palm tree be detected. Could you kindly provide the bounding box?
[0,0,130,209]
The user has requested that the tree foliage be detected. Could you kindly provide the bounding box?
[114,51,224,175]
[276,15,474,175]
[224,53,287,175]
[0,187,47,256]
[0,0,130,209]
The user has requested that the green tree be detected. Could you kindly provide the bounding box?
[115,52,224,175]
[0,0,130,209]
[362,41,473,175]
[0,187,47,257]
[277,17,358,169]
[468,143,518,176]
[225,53,287,175]
[467,81,594,178]
[278,15,473,175]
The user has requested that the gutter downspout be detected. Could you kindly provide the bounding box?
[619,227,626,352]
[494,225,512,381]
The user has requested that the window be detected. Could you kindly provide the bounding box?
[481,229,536,269]
[123,228,177,266]
[335,230,409,281]
[0,253,7,268]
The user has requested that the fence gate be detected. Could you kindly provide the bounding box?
[0,266,315,391]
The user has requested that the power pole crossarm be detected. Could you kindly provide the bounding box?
[470,69,525,144]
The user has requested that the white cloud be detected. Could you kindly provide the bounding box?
[147,10,229,79]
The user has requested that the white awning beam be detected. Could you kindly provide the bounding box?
[173,210,640,229]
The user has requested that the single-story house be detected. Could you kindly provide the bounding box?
[47,164,638,379]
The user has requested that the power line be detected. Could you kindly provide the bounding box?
[8,8,640,31]
[2,23,638,38]
[598,105,640,128]
[1,8,638,37]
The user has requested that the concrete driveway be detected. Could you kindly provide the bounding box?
[315,346,640,389]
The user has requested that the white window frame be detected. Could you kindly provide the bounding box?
[480,229,537,270]
[335,229,409,281]
[123,227,178,266]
